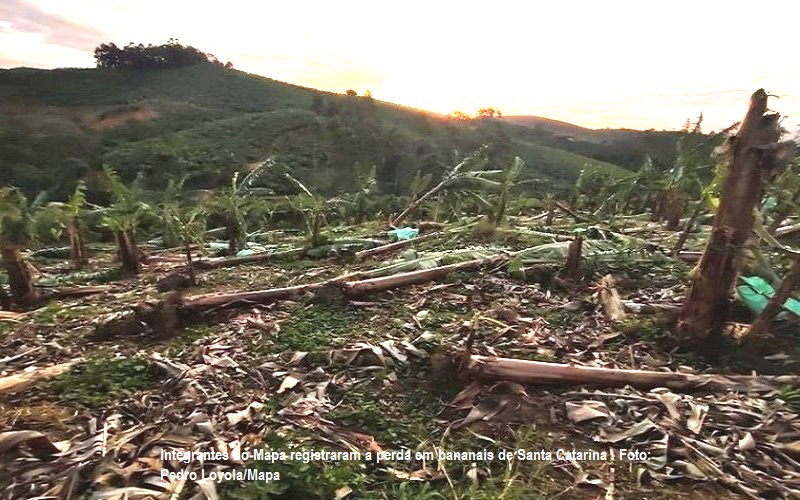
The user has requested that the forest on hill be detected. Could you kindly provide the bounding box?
[3,42,800,500]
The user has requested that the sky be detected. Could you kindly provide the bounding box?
[1,0,799,132]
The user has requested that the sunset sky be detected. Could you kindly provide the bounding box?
[1,0,798,132]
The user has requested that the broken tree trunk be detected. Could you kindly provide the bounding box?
[598,274,627,321]
[354,232,444,261]
[196,248,305,269]
[555,201,589,223]
[184,241,197,285]
[464,355,800,392]
[341,255,507,297]
[115,230,142,274]
[96,254,511,337]
[67,218,89,270]
[665,190,687,231]
[180,283,318,314]
[676,90,793,346]
[563,235,583,280]
[672,202,703,256]
[0,361,77,395]
[1,245,38,305]
[743,255,800,340]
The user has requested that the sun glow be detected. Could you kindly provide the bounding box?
[2,0,799,131]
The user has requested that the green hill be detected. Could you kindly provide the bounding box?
[0,63,631,198]
[501,115,684,170]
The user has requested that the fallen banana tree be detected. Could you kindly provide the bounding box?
[463,355,800,392]
[196,239,384,269]
[355,231,446,261]
[195,248,305,269]
[93,254,510,338]
[0,361,78,395]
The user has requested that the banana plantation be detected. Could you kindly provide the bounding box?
[3,90,800,499]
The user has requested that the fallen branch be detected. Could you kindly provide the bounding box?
[464,355,799,392]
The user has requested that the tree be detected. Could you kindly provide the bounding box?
[94,40,222,69]
[676,90,794,347]
[210,159,275,255]
[352,162,377,224]
[392,146,503,225]
[0,188,44,304]
[345,89,358,97]
[100,167,151,273]
[159,176,187,249]
[39,182,90,269]
[164,206,206,285]
[477,107,502,118]
[450,111,471,121]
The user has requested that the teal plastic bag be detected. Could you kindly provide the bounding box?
[388,227,419,241]
[737,275,800,319]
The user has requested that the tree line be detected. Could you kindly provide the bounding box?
[94,39,231,70]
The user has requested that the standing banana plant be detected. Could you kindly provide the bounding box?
[352,162,377,224]
[211,159,275,255]
[164,206,206,285]
[284,173,330,247]
[101,166,151,273]
[160,176,187,249]
[0,188,45,304]
[491,156,524,226]
[392,146,502,226]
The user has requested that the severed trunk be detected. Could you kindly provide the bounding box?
[676,90,793,346]
[67,218,89,270]
[664,190,686,231]
[115,230,141,274]
[672,202,703,256]
[1,245,38,305]
[184,241,197,286]
[563,235,583,280]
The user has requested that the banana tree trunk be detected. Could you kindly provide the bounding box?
[665,190,686,231]
[184,241,196,285]
[1,245,38,305]
[115,230,141,273]
[676,90,791,346]
[67,218,89,270]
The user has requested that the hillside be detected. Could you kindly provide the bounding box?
[0,64,630,198]
[501,115,685,170]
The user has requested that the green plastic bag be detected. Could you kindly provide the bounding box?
[388,227,419,241]
[736,275,800,319]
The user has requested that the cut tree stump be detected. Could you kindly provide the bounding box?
[598,274,627,321]
[676,89,794,346]
[563,235,583,280]
[464,355,799,392]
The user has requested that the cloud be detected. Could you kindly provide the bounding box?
[0,0,106,50]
